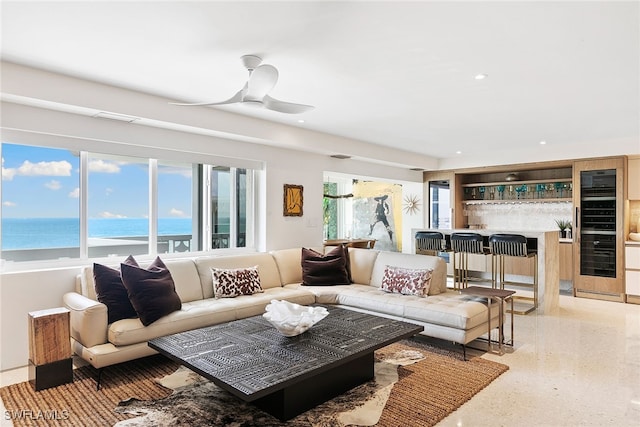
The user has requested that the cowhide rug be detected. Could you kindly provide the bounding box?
[114,349,425,427]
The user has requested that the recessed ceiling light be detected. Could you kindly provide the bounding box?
[456,150,462,154]
[474,74,488,80]
[540,140,547,145]
[297,119,305,123]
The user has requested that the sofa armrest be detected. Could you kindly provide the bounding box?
[63,292,108,348]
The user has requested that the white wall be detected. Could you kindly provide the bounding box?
[0,66,425,370]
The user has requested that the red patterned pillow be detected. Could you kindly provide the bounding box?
[381,265,433,297]
[211,266,263,298]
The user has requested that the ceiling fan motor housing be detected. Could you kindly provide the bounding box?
[241,55,262,71]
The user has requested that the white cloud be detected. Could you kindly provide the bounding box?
[98,211,127,218]
[89,159,120,173]
[68,187,80,198]
[105,188,114,196]
[169,208,187,217]
[3,201,16,207]
[20,160,71,176]
[44,180,62,190]
[2,167,16,181]
[2,160,72,181]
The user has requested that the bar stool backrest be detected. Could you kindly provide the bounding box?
[489,234,529,257]
[415,231,446,252]
[450,232,484,254]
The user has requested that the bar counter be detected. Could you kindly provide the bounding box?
[411,228,560,314]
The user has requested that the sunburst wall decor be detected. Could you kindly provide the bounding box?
[403,194,421,215]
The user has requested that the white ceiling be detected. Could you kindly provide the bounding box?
[1,1,639,166]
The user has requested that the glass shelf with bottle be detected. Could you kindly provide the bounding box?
[462,179,573,203]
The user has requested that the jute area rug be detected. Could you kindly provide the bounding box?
[0,339,508,427]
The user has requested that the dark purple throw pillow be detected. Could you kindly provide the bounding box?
[301,246,351,286]
[120,257,182,326]
[93,255,139,324]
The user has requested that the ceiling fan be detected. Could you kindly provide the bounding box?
[170,55,314,114]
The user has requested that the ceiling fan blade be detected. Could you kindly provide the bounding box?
[245,64,278,101]
[263,95,314,114]
[169,87,244,106]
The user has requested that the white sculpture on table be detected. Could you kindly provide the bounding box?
[263,300,329,337]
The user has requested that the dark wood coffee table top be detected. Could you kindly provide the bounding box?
[148,305,423,401]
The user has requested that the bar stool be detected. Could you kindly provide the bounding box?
[450,232,491,290]
[415,231,446,256]
[489,234,538,315]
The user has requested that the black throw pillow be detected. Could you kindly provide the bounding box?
[121,257,182,326]
[93,255,139,324]
[301,246,351,286]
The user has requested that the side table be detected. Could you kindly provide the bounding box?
[28,307,73,390]
[460,286,515,355]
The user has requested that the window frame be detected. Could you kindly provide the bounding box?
[0,141,260,271]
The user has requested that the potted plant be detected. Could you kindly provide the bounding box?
[555,219,570,238]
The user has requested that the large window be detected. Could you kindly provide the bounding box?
[209,167,251,249]
[1,142,256,264]
[211,166,231,249]
[88,153,150,258]
[157,161,195,254]
[1,143,80,260]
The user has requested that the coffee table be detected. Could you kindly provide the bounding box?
[148,305,423,421]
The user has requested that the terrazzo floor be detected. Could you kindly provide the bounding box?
[436,294,640,427]
[1,294,639,426]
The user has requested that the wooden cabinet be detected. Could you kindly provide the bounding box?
[454,164,573,228]
[628,157,640,200]
[573,157,626,301]
[626,244,640,304]
[461,178,572,203]
[559,241,573,281]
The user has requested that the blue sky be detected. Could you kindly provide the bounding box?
[1,143,192,219]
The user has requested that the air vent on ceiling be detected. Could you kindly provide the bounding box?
[409,167,424,171]
[330,154,351,159]
[92,112,140,123]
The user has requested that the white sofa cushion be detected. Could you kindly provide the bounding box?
[284,283,353,304]
[79,258,203,304]
[285,283,491,332]
[109,298,238,346]
[80,265,99,301]
[270,247,325,285]
[334,285,408,317]
[347,248,380,285]
[195,253,283,298]
[163,259,204,303]
[400,291,496,330]
[371,251,446,295]
[108,287,315,346]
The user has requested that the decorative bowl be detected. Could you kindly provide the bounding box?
[263,300,328,337]
[629,233,640,242]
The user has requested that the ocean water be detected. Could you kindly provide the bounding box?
[1,218,195,250]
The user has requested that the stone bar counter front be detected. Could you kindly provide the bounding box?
[412,228,560,314]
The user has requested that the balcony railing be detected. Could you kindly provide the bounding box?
[1,233,247,263]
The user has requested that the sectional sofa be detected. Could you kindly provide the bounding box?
[63,247,500,370]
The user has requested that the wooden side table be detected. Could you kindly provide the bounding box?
[28,307,73,390]
[460,286,515,355]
